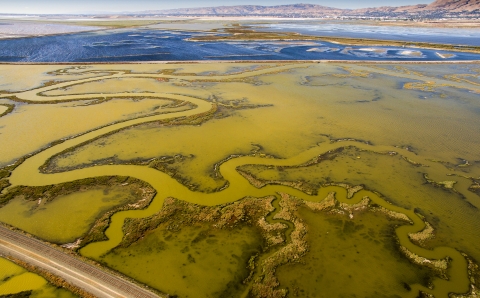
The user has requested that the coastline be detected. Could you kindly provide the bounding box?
[188,30,480,54]
[0,60,479,65]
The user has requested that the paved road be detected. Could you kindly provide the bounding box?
[0,225,164,298]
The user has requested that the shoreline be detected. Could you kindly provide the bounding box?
[188,28,480,54]
[0,27,110,41]
[0,60,479,65]
[1,21,479,61]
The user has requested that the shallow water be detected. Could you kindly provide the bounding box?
[0,95,185,166]
[276,208,432,297]
[0,27,478,62]
[0,257,76,297]
[101,225,261,298]
[260,22,480,46]
[0,64,109,92]
[0,62,479,297]
[51,64,480,184]
[0,186,142,243]
[240,146,480,260]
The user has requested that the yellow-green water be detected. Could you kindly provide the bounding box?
[102,224,262,298]
[51,64,480,184]
[0,257,76,297]
[239,147,480,262]
[0,186,143,243]
[0,65,107,92]
[0,96,186,166]
[276,209,431,297]
[0,62,479,297]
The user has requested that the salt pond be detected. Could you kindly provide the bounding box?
[0,257,76,297]
[0,62,479,297]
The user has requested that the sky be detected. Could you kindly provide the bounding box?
[1,0,434,14]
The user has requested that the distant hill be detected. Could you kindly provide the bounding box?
[144,4,345,18]
[138,0,480,18]
[424,0,480,11]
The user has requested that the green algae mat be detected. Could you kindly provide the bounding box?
[0,62,479,297]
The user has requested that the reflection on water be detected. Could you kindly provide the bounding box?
[0,27,479,62]
[261,22,480,46]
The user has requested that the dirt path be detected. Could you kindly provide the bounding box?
[0,225,164,298]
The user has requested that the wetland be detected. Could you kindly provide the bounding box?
[0,61,479,297]
[0,257,77,298]
[1,21,480,62]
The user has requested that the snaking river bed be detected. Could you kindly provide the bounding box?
[0,62,479,297]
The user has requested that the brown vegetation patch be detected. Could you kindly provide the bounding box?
[237,168,316,195]
[236,148,343,195]
[408,214,436,246]
[0,176,156,248]
[116,194,312,297]
[250,193,307,298]
[0,176,151,207]
[423,173,458,191]
[0,104,14,117]
[119,196,279,249]
[40,103,217,176]
[189,27,480,54]
[468,179,480,196]
[404,81,449,92]
[399,246,449,279]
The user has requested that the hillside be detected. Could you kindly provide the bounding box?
[425,0,480,11]
[140,0,480,18]
[148,4,346,17]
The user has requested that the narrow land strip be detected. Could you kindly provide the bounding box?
[0,225,163,298]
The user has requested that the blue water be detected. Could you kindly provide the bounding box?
[261,23,480,46]
[0,28,478,62]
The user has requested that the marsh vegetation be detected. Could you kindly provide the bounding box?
[0,62,479,297]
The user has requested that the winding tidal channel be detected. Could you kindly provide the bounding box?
[1,62,480,297]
